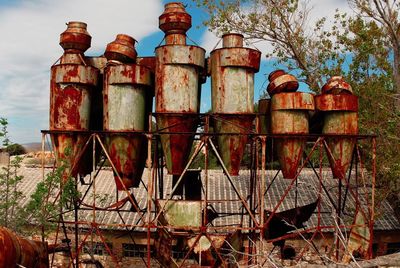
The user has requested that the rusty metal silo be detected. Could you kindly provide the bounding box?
[50,22,99,179]
[315,76,358,179]
[268,71,315,179]
[155,2,205,175]
[209,33,261,176]
[103,34,153,190]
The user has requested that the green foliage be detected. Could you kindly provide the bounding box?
[5,143,26,156]
[0,156,25,231]
[23,147,81,236]
[0,119,25,232]
[195,0,345,90]
[0,117,10,147]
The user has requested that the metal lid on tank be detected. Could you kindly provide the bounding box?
[159,2,191,34]
[59,21,91,53]
[222,33,244,48]
[105,34,137,63]
[267,70,299,96]
[321,76,353,95]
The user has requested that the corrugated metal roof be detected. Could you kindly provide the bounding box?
[15,167,400,232]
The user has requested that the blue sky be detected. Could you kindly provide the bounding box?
[0,0,351,144]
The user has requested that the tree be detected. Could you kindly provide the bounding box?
[6,143,26,156]
[349,0,400,111]
[195,0,345,91]
[194,0,400,198]
[0,118,25,231]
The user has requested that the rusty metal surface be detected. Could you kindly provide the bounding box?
[105,34,137,63]
[257,98,271,134]
[267,70,299,96]
[157,200,202,227]
[187,231,242,267]
[59,21,91,53]
[323,111,358,179]
[210,34,260,175]
[212,114,254,175]
[271,92,314,179]
[0,227,49,268]
[315,94,358,111]
[50,33,99,178]
[316,93,358,179]
[159,2,191,46]
[342,209,371,263]
[322,76,353,95]
[222,33,244,47]
[155,3,205,175]
[137,56,156,73]
[155,229,176,268]
[104,62,152,190]
[157,114,199,175]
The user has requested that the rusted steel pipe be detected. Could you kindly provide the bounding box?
[103,34,153,190]
[271,92,315,179]
[50,21,99,180]
[155,2,205,175]
[209,33,261,175]
[0,227,49,268]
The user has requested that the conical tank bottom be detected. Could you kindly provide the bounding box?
[323,111,358,179]
[213,114,254,176]
[271,110,310,180]
[276,138,305,179]
[270,92,314,179]
[107,134,146,190]
[50,133,92,180]
[157,113,199,175]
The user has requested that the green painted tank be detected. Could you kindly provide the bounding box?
[271,92,315,179]
[209,33,261,175]
[103,34,153,190]
[50,21,99,180]
[315,93,358,179]
[155,3,205,175]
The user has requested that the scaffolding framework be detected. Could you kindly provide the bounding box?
[41,113,377,268]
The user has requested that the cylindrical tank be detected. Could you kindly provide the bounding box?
[0,227,48,268]
[209,33,261,176]
[271,92,315,179]
[315,78,358,179]
[50,21,99,180]
[257,98,271,135]
[155,2,205,175]
[103,34,153,190]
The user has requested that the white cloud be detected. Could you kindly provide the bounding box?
[0,0,163,143]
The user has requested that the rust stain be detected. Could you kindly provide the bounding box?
[0,227,49,268]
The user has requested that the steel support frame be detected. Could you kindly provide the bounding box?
[41,112,376,267]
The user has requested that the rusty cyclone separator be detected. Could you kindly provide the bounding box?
[268,70,314,179]
[315,76,358,180]
[209,33,261,176]
[103,34,153,190]
[271,92,315,179]
[50,21,99,180]
[155,2,205,175]
[0,227,49,268]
